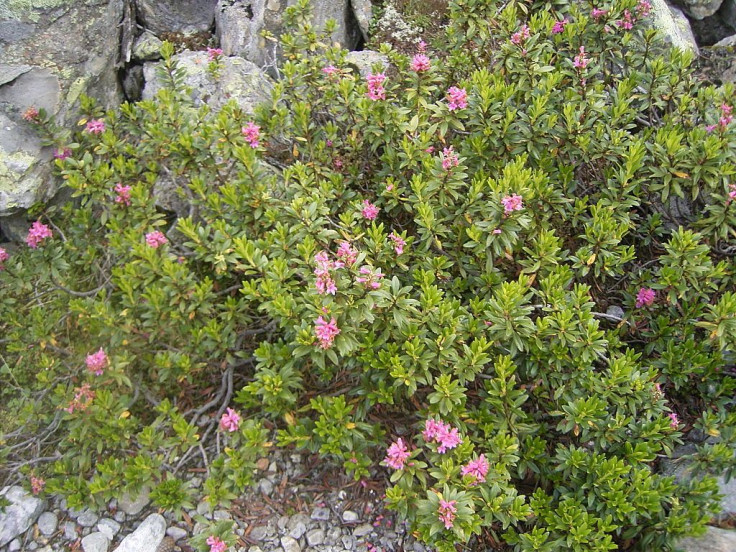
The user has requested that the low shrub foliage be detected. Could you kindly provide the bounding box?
[2,0,735,550]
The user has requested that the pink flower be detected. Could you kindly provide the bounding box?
[461,454,489,485]
[551,20,567,34]
[206,536,227,552]
[636,0,652,17]
[411,54,431,72]
[85,348,108,376]
[423,419,462,453]
[591,8,608,19]
[30,476,45,495]
[389,232,406,255]
[242,122,260,148]
[492,228,502,235]
[384,438,411,470]
[511,25,530,45]
[64,383,95,414]
[441,146,459,170]
[336,241,358,266]
[616,10,634,30]
[668,412,679,429]
[356,266,384,290]
[438,499,457,529]
[446,86,468,111]
[362,200,379,220]
[207,47,223,61]
[727,183,736,203]
[573,46,590,70]
[22,106,39,122]
[501,194,524,214]
[706,124,718,133]
[418,40,427,52]
[322,65,338,75]
[425,146,435,154]
[314,251,338,295]
[314,316,340,349]
[114,183,132,206]
[54,148,72,160]
[86,119,106,134]
[653,383,664,399]
[366,73,387,101]
[220,407,241,432]
[386,182,395,192]
[635,287,656,308]
[25,221,53,249]
[145,230,168,248]
[0,247,8,269]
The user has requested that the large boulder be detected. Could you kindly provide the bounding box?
[650,0,700,54]
[0,486,45,547]
[216,0,363,67]
[676,527,736,552]
[0,0,129,218]
[672,0,725,19]
[136,0,218,35]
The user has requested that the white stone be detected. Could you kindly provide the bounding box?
[113,513,166,552]
[306,528,325,547]
[77,509,99,528]
[342,510,359,522]
[37,512,58,536]
[677,527,736,552]
[97,518,121,540]
[118,488,150,516]
[280,536,301,552]
[0,486,46,547]
[81,532,110,552]
[166,526,188,541]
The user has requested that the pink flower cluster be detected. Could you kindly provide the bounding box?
[207,47,223,61]
[206,536,227,552]
[389,232,406,255]
[314,251,340,295]
[709,103,734,133]
[438,498,457,529]
[26,221,53,249]
[362,200,380,220]
[461,454,489,485]
[356,266,384,289]
[242,122,260,148]
[23,106,39,122]
[501,194,524,214]
[145,231,168,248]
[573,46,590,70]
[441,146,459,170]
[551,20,567,34]
[617,10,635,30]
[220,407,241,432]
[384,437,411,470]
[511,25,530,45]
[411,54,431,72]
[446,87,467,111]
[635,287,656,308]
[0,247,8,269]
[728,183,736,204]
[65,383,95,414]
[114,183,132,206]
[314,316,340,349]
[423,419,462,453]
[591,8,608,20]
[86,348,108,376]
[366,73,387,101]
[322,65,338,76]
[54,148,72,160]
[86,119,106,134]
[668,412,679,429]
[336,241,358,266]
[30,476,45,495]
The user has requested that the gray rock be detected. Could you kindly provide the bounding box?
[341,535,354,550]
[249,524,271,541]
[249,547,264,552]
[0,0,125,217]
[662,453,736,518]
[259,478,274,496]
[280,536,301,552]
[137,0,217,35]
[342,510,359,522]
[81,532,110,552]
[352,524,373,538]
[310,507,331,521]
[8,539,20,552]
[306,528,325,547]
[97,518,121,539]
[132,31,164,62]
[196,501,212,517]
[605,305,625,320]
[118,487,150,516]
[77,509,99,528]
[345,50,389,79]
[114,511,126,523]
[0,486,46,547]
[213,509,232,521]
[676,527,736,552]
[648,0,699,54]
[286,514,309,539]
[166,526,188,541]
[672,0,724,19]
[114,513,166,552]
[64,521,78,540]
[37,512,58,536]
[350,0,373,41]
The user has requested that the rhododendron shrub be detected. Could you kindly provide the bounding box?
[2,0,736,551]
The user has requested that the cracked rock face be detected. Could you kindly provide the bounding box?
[136,0,218,35]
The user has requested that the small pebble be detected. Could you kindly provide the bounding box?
[311,507,330,521]
[37,511,59,536]
[280,536,301,552]
[97,518,121,539]
[166,526,188,541]
[306,528,325,547]
[213,509,232,521]
[342,510,359,522]
[64,521,78,540]
[341,535,354,550]
[8,539,21,552]
[259,479,274,496]
[81,532,110,552]
[288,521,306,540]
[249,525,270,541]
[353,524,373,538]
[114,511,126,523]
[196,502,211,517]
[77,509,99,527]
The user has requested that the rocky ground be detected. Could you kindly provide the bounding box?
[0,451,425,552]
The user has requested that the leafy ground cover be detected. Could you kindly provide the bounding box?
[1,1,735,550]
